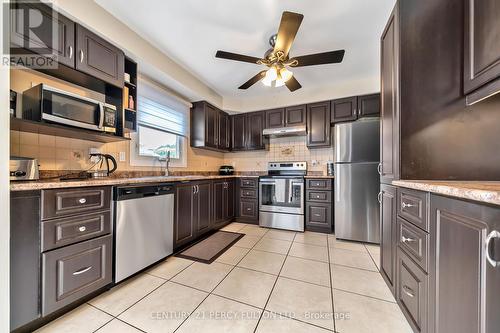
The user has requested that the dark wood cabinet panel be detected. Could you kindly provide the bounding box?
[218,111,231,150]
[191,101,231,152]
[380,3,400,184]
[205,104,218,149]
[305,202,332,233]
[240,200,258,220]
[231,113,247,151]
[10,2,75,68]
[213,180,234,228]
[76,25,124,88]
[285,104,306,126]
[331,97,358,123]
[246,111,266,150]
[429,195,500,333]
[307,101,331,148]
[213,181,225,225]
[398,217,429,273]
[174,184,195,248]
[42,187,111,220]
[265,108,285,128]
[397,187,429,232]
[225,180,235,220]
[358,94,381,117]
[380,184,397,295]
[464,0,500,104]
[196,182,212,235]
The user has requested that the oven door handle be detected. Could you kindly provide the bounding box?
[98,103,105,129]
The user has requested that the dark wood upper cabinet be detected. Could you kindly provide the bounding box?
[331,96,358,123]
[429,194,500,333]
[380,3,400,184]
[380,184,397,296]
[307,101,331,148]
[285,104,306,126]
[10,2,75,68]
[265,108,285,128]
[358,93,381,117]
[231,113,247,151]
[246,111,265,150]
[218,111,231,150]
[464,0,500,105]
[191,101,231,152]
[76,25,124,88]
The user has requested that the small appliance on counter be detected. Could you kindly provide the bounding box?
[87,153,118,178]
[10,157,39,181]
[327,160,334,176]
[10,90,17,117]
[219,165,234,175]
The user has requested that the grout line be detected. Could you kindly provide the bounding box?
[332,287,397,304]
[327,234,337,333]
[332,262,379,273]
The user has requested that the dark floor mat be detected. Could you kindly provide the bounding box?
[176,231,244,264]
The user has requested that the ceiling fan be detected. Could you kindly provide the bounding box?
[215,11,345,92]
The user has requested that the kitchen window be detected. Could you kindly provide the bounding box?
[130,76,191,167]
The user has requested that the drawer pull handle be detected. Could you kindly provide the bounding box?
[402,285,415,298]
[314,213,321,217]
[246,208,252,211]
[78,198,87,204]
[73,266,92,276]
[78,226,87,232]
[486,230,500,268]
[401,202,416,208]
[401,236,416,243]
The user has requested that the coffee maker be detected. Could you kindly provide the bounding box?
[88,153,117,178]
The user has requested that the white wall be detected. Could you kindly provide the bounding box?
[0,1,10,331]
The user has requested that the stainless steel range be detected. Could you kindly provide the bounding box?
[259,162,306,232]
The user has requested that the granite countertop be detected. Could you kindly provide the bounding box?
[10,174,260,191]
[392,180,500,206]
[304,175,335,179]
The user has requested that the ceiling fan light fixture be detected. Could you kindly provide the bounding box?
[280,67,293,82]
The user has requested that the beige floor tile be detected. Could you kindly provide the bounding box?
[253,238,292,254]
[146,256,193,280]
[95,319,142,333]
[334,289,412,333]
[221,223,247,232]
[331,265,394,302]
[365,243,381,254]
[234,234,262,248]
[216,246,250,265]
[266,277,334,330]
[171,261,233,292]
[327,234,336,243]
[280,256,331,287]
[89,273,165,316]
[293,231,328,247]
[240,225,268,237]
[329,239,368,253]
[366,247,381,270]
[263,229,297,241]
[176,294,262,333]
[256,311,330,333]
[237,249,286,275]
[213,267,277,308]
[118,282,207,333]
[288,242,329,262]
[330,248,378,271]
[35,304,112,333]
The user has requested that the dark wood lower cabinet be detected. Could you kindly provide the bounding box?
[380,184,397,294]
[212,179,234,229]
[235,178,259,224]
[174,184,196,248]
[196,182,212,234]
[305,179,333,233]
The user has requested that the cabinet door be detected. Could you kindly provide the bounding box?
[232,114,246,151]
[305,202,332,233]
[285,104,306,126]
[380,4,400,184]
[307,101,331,148]
[246,111,265,150]
[358,94,381,117]
[429,195,500,333]
[331,97,358,123]
[464,0,500,103]
[225,180,235,220]
[196,182,212,235]
[213,181,225,224]
[265,108,285,128]
[10,2,75,68]
[76,25,124,87]
[380,184,397,295]
[174,184,195,248]
[218,111,231,150]
[204,104,218,149]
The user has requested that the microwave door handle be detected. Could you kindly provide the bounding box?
[98,104,104,129]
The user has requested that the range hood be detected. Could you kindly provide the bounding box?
[262,125,307,137]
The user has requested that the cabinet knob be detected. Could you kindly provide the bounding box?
[78,198,87,204]
[401,236,416,243]
[401,202,416,208]
[402,285,415,298]
[78,226,87,232]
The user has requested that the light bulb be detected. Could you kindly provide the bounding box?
[275,76,285,87]
[265,66,278,81]
[262,75,272,87]
[280,67,293,82]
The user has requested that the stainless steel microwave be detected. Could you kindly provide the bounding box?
[22,84,117,134]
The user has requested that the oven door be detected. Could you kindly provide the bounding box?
[41,86,104,132]
[259,177,304,215]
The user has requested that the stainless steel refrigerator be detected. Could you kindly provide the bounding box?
[334,117,380,243]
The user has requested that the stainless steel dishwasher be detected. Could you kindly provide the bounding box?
[114,184,174,282]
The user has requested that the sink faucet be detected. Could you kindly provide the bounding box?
[159,151,171,176]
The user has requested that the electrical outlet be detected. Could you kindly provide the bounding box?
[119,151,126,162]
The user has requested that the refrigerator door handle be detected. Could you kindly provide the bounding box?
[335,167,340,202]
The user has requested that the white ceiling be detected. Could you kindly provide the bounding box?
[96,0,395,111]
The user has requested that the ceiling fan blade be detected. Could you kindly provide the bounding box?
[239,71,267,89]
[290,50,345,67]
[215,50,262,64]
[274,11,304,57]
[285,76,302,92]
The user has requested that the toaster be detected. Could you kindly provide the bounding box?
[10,157,39,181]
[219,165,234,175]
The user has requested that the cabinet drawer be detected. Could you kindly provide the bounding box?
[41,211,111,252]
[240,178,258,188]
[397,188,429,232]
[306,202,332,231]
[240,188,257,199]
[42,187,111,220]
[306,190,332,203]
[396,248,428,333]
[397,217,429,273]
[240,199,258,219]
[306,179,332,190]
[42,235,112,315]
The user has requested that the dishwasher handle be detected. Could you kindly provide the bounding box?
[114,184,174,200]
